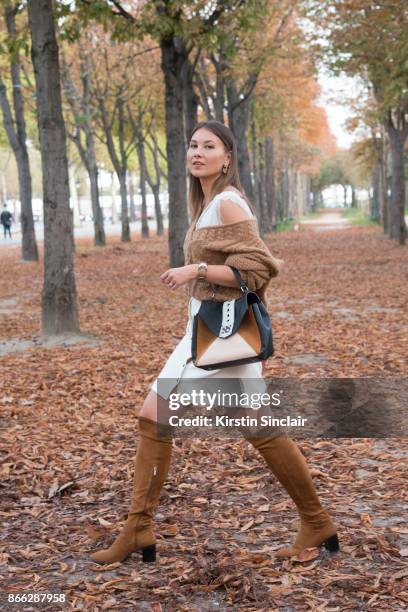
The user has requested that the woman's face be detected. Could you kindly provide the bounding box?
[186,128,231,179]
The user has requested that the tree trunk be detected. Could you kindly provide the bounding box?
[160,37,189,266]
[385,121,408,244]
[264,136,277,231]
[136,138,149,239]
[380,135,388,232]
[279,166,289,220]
[28,0,79,335]
[302,174,310,216]
[97,95,130,241]
[257,139,268,234]
[343,184,348,207]
[145,133,164,236]
[128,174,137,223]
[89,163,105,245]
[15,146,38,260]
[195,57,214,120]
[117,98,130,242]
[287,163,296,216]
[151,185,164,236]
[68,165,81,226]
[213,54,226,123]
[85,109,105,246]
[62,54,106,246]
[118,170,130,241]
[110,173,118,224]
[311,189,319,212]
[351,185,357,208]
[226,79,254,200]
[182,57,199,147]
[250,110,261,222]
[139,177,149,239]
[371,163,380,221]
[0,5,38,261]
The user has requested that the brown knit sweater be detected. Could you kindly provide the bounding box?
[183,218,284,304]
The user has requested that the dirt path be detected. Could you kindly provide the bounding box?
[298,208,353,232]
[1,224,407,610]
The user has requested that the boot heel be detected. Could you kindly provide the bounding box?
[141,544,156,562]
[323,533,340,552]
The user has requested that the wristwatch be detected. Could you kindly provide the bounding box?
[197,262,208,281]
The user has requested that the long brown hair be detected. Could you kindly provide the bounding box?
[187,120,255,223]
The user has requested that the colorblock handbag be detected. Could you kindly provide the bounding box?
[191,267,274,370]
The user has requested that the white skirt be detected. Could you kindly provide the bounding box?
[150,297,266,400]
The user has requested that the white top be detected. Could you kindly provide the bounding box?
[191,190,254,315]
[195,190,254,229]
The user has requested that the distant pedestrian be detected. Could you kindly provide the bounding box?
[0,204,13,239]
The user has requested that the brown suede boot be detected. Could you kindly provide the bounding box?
[246,434,339,558]
[90,417,173,565]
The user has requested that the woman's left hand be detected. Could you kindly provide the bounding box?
[160,265,198,290]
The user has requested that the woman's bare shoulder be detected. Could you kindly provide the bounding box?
[218,195,253,224]
[220,185,244,197]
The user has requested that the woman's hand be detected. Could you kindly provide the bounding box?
[160,264,198,290]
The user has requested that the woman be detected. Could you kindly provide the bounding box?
[90,120,340,565]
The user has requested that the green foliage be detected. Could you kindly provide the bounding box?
[311,156,344,191]
[0,124,9,147]
[342,206,379,227]
[0,1,30,61]
[307,0,408,120]
[70,0,270,56]
[275,217,296,232]
[311,149,362,191]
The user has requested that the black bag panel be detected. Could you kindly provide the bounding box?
[191,314,199,362]
[197,291,261,338]
[252,302,274,357]
[190,266,275,370]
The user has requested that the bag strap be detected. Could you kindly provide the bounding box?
[210,266,249,300]
[229,266,249,293]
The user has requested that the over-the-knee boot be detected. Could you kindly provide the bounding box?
[90,417,173,564]
[246,434,339,557]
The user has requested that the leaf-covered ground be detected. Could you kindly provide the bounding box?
[1,215,408,610]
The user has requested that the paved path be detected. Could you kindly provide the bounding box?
[298,209,353,231]
[0,218,165,247]
[300,210,408,232]
[1,211,406,247]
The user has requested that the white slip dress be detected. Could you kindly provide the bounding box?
[150,191,266,401]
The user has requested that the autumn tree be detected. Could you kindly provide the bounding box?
[308,0,408,244]
[60,41,106,246]
[345,92,390,228]
[73,0,273,266]
[250,19,336,225]
[124,41,165,238]
[193,1,298,203]
[87,30,142,242]
[0,0,38,260]
[28,0,79,335]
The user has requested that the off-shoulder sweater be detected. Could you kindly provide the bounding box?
[183,218,285,304]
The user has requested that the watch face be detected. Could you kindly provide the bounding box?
[197,263,207,279]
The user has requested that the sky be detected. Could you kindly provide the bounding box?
[317,69,358,149]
